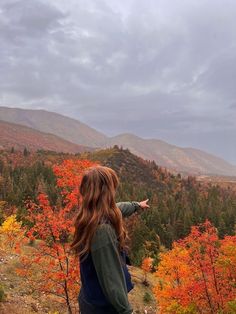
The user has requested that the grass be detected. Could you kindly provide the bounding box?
[0,244,158,314]
[129,266,158,313]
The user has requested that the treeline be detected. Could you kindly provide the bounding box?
[0,156,57,222]
[0,147,236,265]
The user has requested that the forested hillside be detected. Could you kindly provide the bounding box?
[79,146,236,264]
[0,146,236,313]
[1,146,235,264]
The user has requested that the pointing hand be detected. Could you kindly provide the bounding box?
[138,199,150,209]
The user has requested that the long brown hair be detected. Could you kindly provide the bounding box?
[71,165,127,259]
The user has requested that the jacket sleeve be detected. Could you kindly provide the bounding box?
[91,224,133,314]
[116,201,141,217]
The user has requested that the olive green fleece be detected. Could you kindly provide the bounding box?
[90,201,141,314]
[116,201,141,218]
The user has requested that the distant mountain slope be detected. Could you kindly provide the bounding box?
[0,106,107,147]
[102,133,236,176]
[0,120,92,153]
[1,106,236,176]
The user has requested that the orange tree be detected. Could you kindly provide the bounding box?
[153,220,236,314]
[17,159,97,314]
[141,256,153,286]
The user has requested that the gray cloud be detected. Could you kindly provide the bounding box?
[0,0,236,163]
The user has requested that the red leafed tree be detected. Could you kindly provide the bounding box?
[153,220,236,314]
[53,159,96,210]
[17,159,97,314]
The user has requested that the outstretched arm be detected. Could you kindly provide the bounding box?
[116,199,150,218]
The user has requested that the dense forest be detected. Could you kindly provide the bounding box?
[1,146,236,266]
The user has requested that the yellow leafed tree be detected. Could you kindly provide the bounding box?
[0,214,25,252]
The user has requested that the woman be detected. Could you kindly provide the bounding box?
[71,165,149,314]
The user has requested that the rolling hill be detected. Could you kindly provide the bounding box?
[1,106,236,176]
[0,120,93,154]
[102,133,236,176]
[0,106,107,147]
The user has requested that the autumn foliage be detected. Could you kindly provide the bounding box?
[0,214,25,252]
[53,159,96,210]
[1,151,236,313]
[153,220,236,314]
[141,257,153,285]
[16,159,97,313]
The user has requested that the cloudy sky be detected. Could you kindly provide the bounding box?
[0,0,236,164]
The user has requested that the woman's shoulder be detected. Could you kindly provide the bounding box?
[96,222,116,239]
[91,223,117,251]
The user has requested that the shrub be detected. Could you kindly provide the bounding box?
[0,284,6,302]
[143,291,152,303]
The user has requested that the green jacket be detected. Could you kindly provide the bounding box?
[90,201,141,314]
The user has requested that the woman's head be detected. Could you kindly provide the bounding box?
[79,165,119,204]
[71,166,127,258]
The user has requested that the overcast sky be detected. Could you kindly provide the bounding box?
[0,0,236,164]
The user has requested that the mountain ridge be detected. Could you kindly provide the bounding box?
[0,106,235,176]
[102,133,236,176]
[0,106,107,147]
[0,120,93,154]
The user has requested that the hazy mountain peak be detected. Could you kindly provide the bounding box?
[1,106,235,176]
[111,133,143,141]
[0,106,108,147]
[0,120,92,153]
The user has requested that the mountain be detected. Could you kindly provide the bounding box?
[0,106,107,147]
[102,133,236,176]
[0,120,92,154]
[1,106,236,176]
